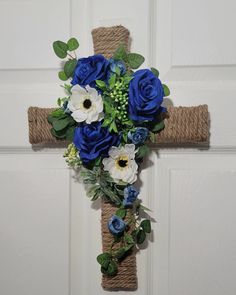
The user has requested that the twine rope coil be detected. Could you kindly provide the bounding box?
[101,201,137,290]
[28,105,209,146]
[28,107,59,144]
[91,26,130,59]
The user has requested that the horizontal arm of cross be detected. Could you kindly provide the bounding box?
[28,105,209,146]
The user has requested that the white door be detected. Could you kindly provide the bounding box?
[0,1,236,295]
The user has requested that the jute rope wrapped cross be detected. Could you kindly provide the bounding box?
[28,26,209,290]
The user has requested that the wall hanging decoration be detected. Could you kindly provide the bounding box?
[28,25,209,291]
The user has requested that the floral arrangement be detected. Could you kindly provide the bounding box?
[49,37,170,276]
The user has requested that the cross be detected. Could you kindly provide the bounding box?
[27,25,209,291]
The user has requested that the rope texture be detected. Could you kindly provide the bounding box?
[28,105,209,145]
[28,107,65,144]
[92,26,130,58]
[101,201,137,290]
[155,105,209,144]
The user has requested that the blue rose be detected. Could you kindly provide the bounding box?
[109,58,126,75]
[108,215,127,236]
[73,121,120,164]
[128,127,149,145]
[71,55,109,88]
[128,69,164,121]
[123,186,139,207]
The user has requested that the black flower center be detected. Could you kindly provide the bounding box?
[118,159,128,168]
[83,99,92,109]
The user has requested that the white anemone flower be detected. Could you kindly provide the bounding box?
[67,84,103,124]
[102,144,138,184]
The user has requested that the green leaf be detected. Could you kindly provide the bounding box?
[96,80,107,91]
[66,126,75,141]
[47,115,57,125]
[109,120,118,133]
[50,128,67,139]
[101,260,118,276]
[124,233,135,245]
[102,117,113,127]
[67,37,79,51]
[64,59,77,78]
[115,208,126,219]
[127,53,145,69]
[151,120,165,133]
[103,101,113,114]
[122,132,128,143]
[149,132,155,143]
[151,67,159,78]
[53,41,68,59]
[124,244,134,252]
[51,108,65,118]
[58,71,68,81]
[136,145,150,159]
[114,248,126,260]
[113,44,127,61]
[102,187,121,205]
[52,117,71,131]
[97,253,111,266]
[136,229,146,244]
[87,185,102,200]
[123,75,133,85]
[162,84,170,97]
[108,74,116,90]
[140,219,151,233]
[140,204,152,212]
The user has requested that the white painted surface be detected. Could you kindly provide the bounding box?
[0,0,236,295]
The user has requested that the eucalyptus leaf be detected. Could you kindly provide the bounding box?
[58,71,68,81]
[64,59,77,78]
[101,260,118,276]
[136,229,146,244]
[50,128,67,139]
[53,41,68,59]
[114,248,126,260]
[140,219,151,233]
[52,117,71,132]
[97,253,111,266]
[67,37,79,51]
[127,53,145,69]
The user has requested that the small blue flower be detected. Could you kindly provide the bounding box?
[128,127,149,145]
[108,215,127,236]
[123,186,139,207]
[109,58,126,75]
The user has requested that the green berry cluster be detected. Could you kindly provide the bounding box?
[110,81,129,121]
